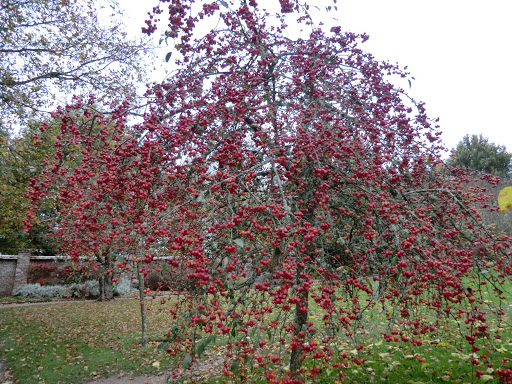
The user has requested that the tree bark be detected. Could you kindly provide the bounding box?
[138,263,148,347]
[98,272,114,301]
[289,265,309,374]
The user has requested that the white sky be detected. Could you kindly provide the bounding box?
[121,0,512,155]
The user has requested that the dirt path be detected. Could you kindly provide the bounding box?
[0,299,89,309]
[0,359,8,383]
[83,372,169,384]
[0,296,140,309]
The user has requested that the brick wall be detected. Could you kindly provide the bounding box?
[0,252,176,296]
[0,252,75,296]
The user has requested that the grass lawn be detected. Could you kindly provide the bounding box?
[1,282,512,384]
[0,296,179,384]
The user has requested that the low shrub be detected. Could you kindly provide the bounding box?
[65,283,85,298]
[113,277,137,296]
[84,280,100,298]
[28,264,59,286]
[146,268,197,292]
[146,272,172,291]
[58,262,100,284]
[28,262,101,286]
[13,280,101,299]
[13,284,66,298]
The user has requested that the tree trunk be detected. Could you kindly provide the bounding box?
[98,253,114,301]
[289,266,309,374]
[98,272,114,301]
[138,263,148,347]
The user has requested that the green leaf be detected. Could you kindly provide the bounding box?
[157,341,169,350]
[196,335,215,357]
[234,238,244,248]
[230,317,241,337]
[391,254,398,266]
[219,0,229,8]
[230,360,240,373]
[182,353,193,369]
[197,190,206,203]
[169,325,179,340]
[165,52,172,63]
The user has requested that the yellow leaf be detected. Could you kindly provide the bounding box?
[378,352,391,360]
[404,355,415,360]
[498,186,512,214]
[451,352,471,360]
[480,375,494,382]
[152,361,160,369]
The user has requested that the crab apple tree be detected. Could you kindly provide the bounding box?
[139,1,511,380]
[27,0,512,381]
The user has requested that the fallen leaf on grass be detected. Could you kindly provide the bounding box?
[451,352,471,360]
[378,352,391,361]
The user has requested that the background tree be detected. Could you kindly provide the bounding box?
[1,0,155,254]
[27,0,512,381]
[447,135,512,238]
[0,119,61,254]
[447,134,511,176]
[0,0,152,131]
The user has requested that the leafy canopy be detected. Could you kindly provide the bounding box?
[448,134,511,177]
[0,0,152,131]
[0,0,155,253]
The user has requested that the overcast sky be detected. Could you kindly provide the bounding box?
[122,0,512,155]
